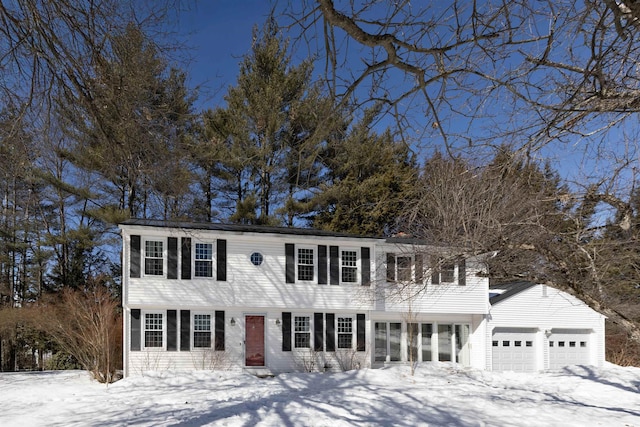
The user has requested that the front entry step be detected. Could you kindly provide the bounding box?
[243,367,274,378]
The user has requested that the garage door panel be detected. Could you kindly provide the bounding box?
[492,329,537,372]
[548,331,591,369]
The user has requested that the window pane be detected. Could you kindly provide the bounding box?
[193,314,211,348]
[341,250,357,283]
[389,323,401,361]
[407,323,418,362]
[438,324,452,361]
[337,317,353,349]
[294,316,310,348]
[397,257,412,282]
[375,322,387,362]
[194,243,213,278]
[441,264,455,282]
[297,248,314,281]
[144,241,163,275]
[422,323,433,361]
[144,313,163,347]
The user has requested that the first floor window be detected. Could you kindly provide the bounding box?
[144,313,163,348]
[438,324,453,361]
[144,240,164,276]
[375,322,402,361]
[341,250,358,283]
[297,248,314,281]
[294,316,310,348]
[194,314,212,348]
[422,323,433,361]
[195,243,213,277]
[337,317,353,348]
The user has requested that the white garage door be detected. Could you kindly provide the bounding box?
[548,330,591,369]
[492,328,537,372]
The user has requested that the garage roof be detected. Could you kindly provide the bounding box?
[490,281,537,305]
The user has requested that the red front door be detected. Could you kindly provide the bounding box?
[245,315,265,366]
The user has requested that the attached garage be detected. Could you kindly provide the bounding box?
[487,282,605,372]
[492,328,537,372]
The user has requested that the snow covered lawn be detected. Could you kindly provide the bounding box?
[1,363,639,426]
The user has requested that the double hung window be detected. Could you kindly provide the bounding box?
[297,248,314,281]
[195,243,213,278]
[337,317,353,348]
[144,240,164,276]
[294,316,311,348]
[144,313,163,348]
[193,314,212,348]
[341,250,358,283]
[387,255,412,282]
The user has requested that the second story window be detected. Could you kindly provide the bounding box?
[387,254,413,282]
[144,240,163,276]
[341,250,358,283]
[297,248,314,281]
[195,243,213,278]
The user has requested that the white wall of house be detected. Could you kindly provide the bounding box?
[487,284,606,371]
[120,222,492,376]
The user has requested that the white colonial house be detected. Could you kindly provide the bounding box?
[119,219,605,376]
[487,282,606,372]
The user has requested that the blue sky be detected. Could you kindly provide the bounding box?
[175,1,275,109]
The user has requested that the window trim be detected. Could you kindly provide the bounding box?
[192,312,213,349]
[293,315,311,349]
[336,316,354,349]
[296,246,316,283]
[432,261,458,284]
[193,240,215,279]
[142,238,166,277]
[387,253,414,283]
[339,248,360,285]
[143,311,165,350]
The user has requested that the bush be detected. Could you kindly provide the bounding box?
[41,286,122,382]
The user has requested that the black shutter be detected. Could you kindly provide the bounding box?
[167,237,178,279]
[329,246,339,285]
[181,237,191,279]
[458,258,466,286]
[180,310,191,351]
[131,309,141,351]
[285,244,295,283]
[314,312,324,351]
[325,313,335,352]
[217,239,227,281]
[318,245,327,285]
[215,310,225,351]
[130,235,141,278]
[357,313,366,351]
[431,256,440,285]
[167,310,177,351]
[386,253,395,282]
[361,247,370,286]
[282,312,292,351]
[415,254,424,282]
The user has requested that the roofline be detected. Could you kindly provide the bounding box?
[118,218,383,241]
[489,281,537,305]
